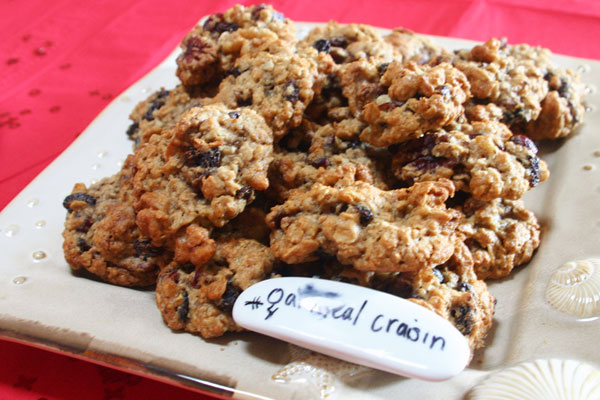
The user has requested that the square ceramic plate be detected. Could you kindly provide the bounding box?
[1,22,599,400]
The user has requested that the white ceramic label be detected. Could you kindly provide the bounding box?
[232,277,470,381]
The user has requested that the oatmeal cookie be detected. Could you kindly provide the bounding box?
[293,245,494,352]
[176,4,295,86]
[269,122,390,201]
[266,180,461,272]
[392,121,549,201]
[359,61,471,147]
[458,197,541,279]
[126,85,208,147]
[213,51,317,141]
[384,27,444,65]
[155,238,276,338]
[526,66,586,140]
[132,104,273,247]
[404,242,495,351]
[437,38,549,127]
[299,21,399,65]
[62,166,169,287]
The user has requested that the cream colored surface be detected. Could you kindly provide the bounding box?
[0,22,599,399]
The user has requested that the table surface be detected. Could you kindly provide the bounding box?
[2,1,600,399]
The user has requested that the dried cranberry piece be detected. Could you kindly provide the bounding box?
[313,248,336,261]
[63,193,96,211]
[184,148,222,168]
[309,157,329,169]
[354,205,374,225]
[501,108,525,125]
[181,37,212,63]
[450,304,473,335]
[312,39,331,53]
[133,238,164,258]
[77,238,91,252]
[510,134,538,154]
[237,97,252,107]
[251,4,267,20]
[330,36,348,48]
[178,291,190,322]
[126,122,139,138]
[143,89,169,121]
[235,186,254,200]
[217,282,241,311]
[377,62,390,74]
[558,78,570,98]
[180,263,195,274]
[285,81,299,103]
[336,203,349,214]
[378,100,406,112]
[412,155,449,171]
[76,216,94,233]
[203,14,239,35]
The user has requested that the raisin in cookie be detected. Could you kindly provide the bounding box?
[266,180,461,272]
[458,197,541,279]
[392,121,549,201]
[132,104,273,247]
[155,238,276,338]
[62,166,169,287]
[359,61,471,147]
[176,4,295,86]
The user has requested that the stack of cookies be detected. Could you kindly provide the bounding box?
[62,4,587,355]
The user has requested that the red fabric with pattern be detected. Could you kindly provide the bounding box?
[1,1,599,399]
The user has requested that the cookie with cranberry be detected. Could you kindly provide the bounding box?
[392,120,549,201]
[155,238,276,338]
[266,180,461,272]
[176,4,295,86]
[359,61,470,147]
[62,167,169,287]
[131,104,273,247]
[213,51,317,141]
[458,197,540,279]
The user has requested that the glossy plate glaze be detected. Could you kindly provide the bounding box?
[0,22,599,400]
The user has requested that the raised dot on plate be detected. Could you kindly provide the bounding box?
[586,104,596,113]
[12,276,27,285]
[35,220,46,228]
[90,179,98,185]
[97,151,108,158]
[121,96,131,102]
[546,258,600,318]
[32,250,46,261]
[141,87,151,94]
[467,359,600,400]
[585,84,597,95]
[116,160,124,167]
[27,198,39,207]
[91,163,101,170]
[594,151,600,157]
[583,165,594,171]
[4,225,19,237]
[577,64,591,73]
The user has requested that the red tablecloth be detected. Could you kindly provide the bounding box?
[1,1,599,399]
